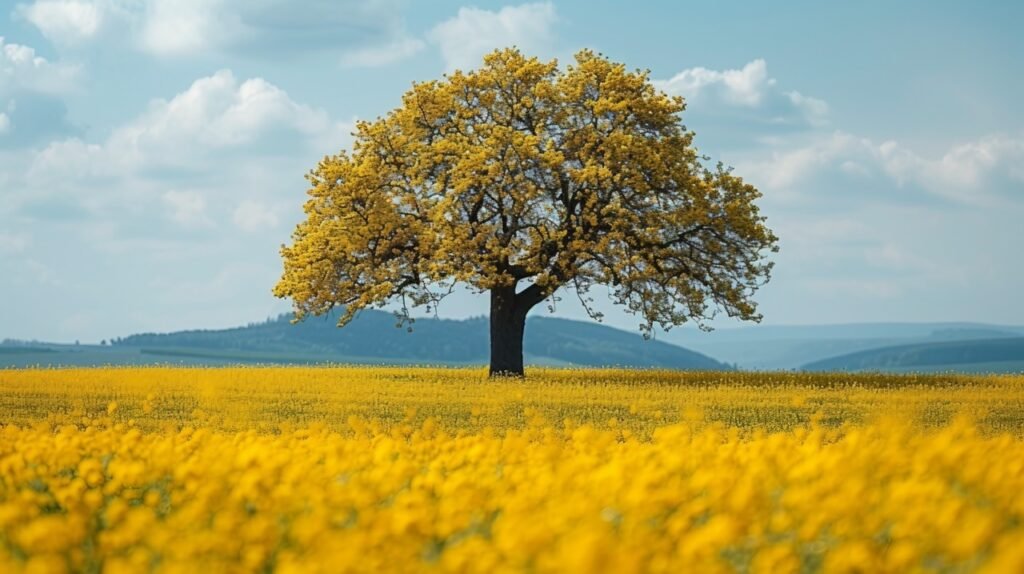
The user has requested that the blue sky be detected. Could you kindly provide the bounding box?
[1,0,1022,342]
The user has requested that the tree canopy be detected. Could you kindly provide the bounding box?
[275,48,778,374]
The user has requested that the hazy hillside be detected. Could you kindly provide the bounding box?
[8,317,1022,372]
[802,337,1024,373]
[120,311,491,363]
[522,317,726,370]
[664,323,1024,369]
[1,311,728,370]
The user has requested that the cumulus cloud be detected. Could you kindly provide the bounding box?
[25,137,102,182]
[653,61,1020,206]
[657,59,773,107]
[739,131,1024,204]
[655,59,828,132]
[0,38,80,144]
[879,135,1024,200]
[138,0,226,56]
[13,0,102,44]
[428,2,558,71]
[118,70,332,149]
[340,36,425,68]
[0,36,79,95]
[14,0,406,57]
[28,69,350,180]
[233,200,279,232]
[7,68,352,270]
[162,190,211,227]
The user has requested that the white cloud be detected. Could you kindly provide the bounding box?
[26,138,103,181]
[29,69,346,180]
[120,70,331,148]
[740,131,1024,204]
[786,91,829,126]
[3,34,54,68]
[233,200,279,232]
[14,0,102,44]
[657,59,772,107]
[162,190,211,227]
[340,36,425,68]
[428,2,558,71]
[138,0,233,56]
[655,59,828,131]
[0,39,79,142]
[0,36,79,95]
[13,68,348,263]
[878,135,1024,199]
[15,0,405,58]
[740,132,873,193]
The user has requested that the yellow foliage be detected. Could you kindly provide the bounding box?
[0,367,1022,573]
[274,48,778,337]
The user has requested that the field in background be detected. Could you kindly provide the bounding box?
[2,367,1024,572]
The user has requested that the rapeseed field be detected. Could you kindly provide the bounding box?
[1,367,1023,573]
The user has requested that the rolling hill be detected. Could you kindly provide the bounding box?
[1,310,729,370]
[801,337,1024,373]
[664,323,1024,370]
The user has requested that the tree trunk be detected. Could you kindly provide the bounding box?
[489,286,528,377]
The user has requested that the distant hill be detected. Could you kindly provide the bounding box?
[801,337,1024,373]
[664,323,1024,370]
[1,310,728,370]
[9,317,1022,373]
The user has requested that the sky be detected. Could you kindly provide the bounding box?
[1,0,1022,343]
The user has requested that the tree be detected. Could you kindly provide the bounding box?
[274,49,779,377]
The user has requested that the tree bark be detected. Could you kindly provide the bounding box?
[489,286,528,377]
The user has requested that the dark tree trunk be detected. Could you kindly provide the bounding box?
[489,286,528,377]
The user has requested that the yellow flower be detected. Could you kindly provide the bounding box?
[0,367,1020,572]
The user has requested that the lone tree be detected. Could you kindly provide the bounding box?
[275,49,778,377]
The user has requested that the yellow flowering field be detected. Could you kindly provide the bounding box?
[1,367,1024,573]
